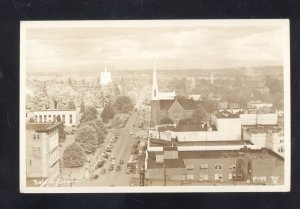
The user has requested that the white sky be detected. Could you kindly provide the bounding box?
[25,24,284,72]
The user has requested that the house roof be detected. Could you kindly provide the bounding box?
[159,100,174,111]
[26,122,64,132]
[215,111,239,118]
[159,98,216,113]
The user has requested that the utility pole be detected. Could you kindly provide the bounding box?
[163,164,167,186]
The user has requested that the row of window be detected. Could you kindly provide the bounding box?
[37,114,72,124]
[187,164,237,170]
[183,173,243,181]
[278,147,285,153]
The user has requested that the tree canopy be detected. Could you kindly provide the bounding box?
[160,117,174,125]
[75,124,98,153]
[68,100,76,109]
[80,105,98,123]
[191,105,207,124]
[81,119,107,144]
[80,100,85,113]
[63,142,86,168]
[112,96,134,114]
[100,105,114,123]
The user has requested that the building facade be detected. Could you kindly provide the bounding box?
[26,122,62,182]
[145,148,284,185]
[29,109,78,127]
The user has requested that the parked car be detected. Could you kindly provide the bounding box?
[116,165,121,171]
[96,161,104,168]
[111,159,116,165]
[119,159,124,164]
[109,165,114,171]
[129,131,133,135]
[90,174,99,180]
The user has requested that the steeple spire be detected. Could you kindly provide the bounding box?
[152,61,159,100]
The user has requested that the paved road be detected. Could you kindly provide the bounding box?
[76,85,150,186]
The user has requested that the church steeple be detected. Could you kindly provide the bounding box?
[152,61,159,100]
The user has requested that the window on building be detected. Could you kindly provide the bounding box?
[228,173,232,180]
[237,174,243,179]
[280,140,284,143]
[32,147,41,158]
[199,174,208,181]
[229,164,236,169]
[49,115,51,118]
[186,165,194,170]
[154,90,156,97]
[187,174,194,180]
[62,114,65,121]
[232,173,237,180]
[39,115,42,122]
[29,159,32,166]
[214,164,223,170]
[214,174,222,180]
[69,114,72,124]
[200,164,209,169]
[44,115,47,122]
[33,133,39,140]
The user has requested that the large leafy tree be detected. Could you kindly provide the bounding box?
[80,100,85,113]
[75,125,98,153]
[80,105,98,123]
[191,105,207,125]
[100,105,114,123]
[63,142,86,168]
[81,119,107,145]
[112,96,134,114]
[68,100,76,109]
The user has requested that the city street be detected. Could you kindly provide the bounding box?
[75,85,150,187]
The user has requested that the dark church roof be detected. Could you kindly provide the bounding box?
[159,100,174,111]
[158,98,215,113]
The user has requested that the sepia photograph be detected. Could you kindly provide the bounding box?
[19,20,290,193]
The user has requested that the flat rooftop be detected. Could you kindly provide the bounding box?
[30,109,76,112]
[157,125,217,132]
[147,149,283,169]
[149,139,253,147]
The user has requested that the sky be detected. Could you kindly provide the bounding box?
[25,23,285,73]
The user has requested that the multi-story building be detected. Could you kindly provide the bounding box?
[26,122,62,182]
[29,109,78,127]
[153,111,242,142]
[243,126,284,158]
[145,148,284,185]
[240,108,277,125]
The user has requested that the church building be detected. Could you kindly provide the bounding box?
[100,65,112,86]
[150,64,214,126]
